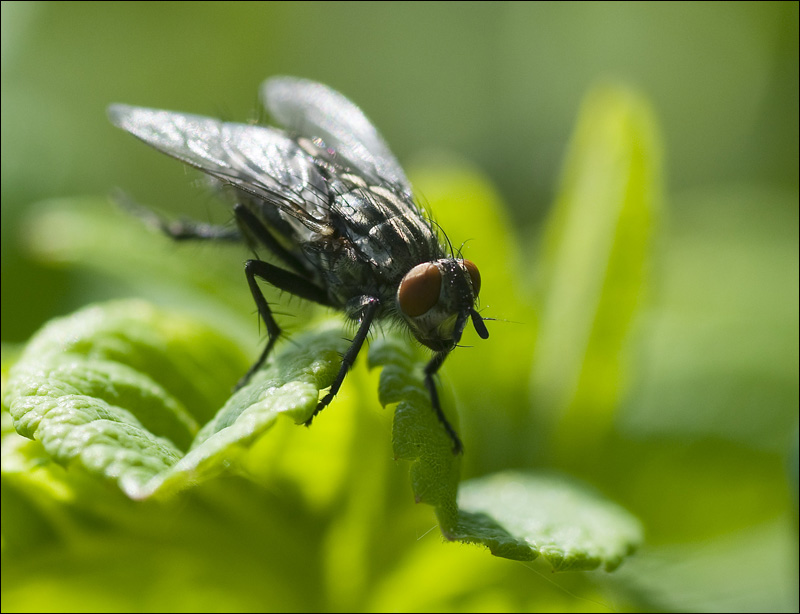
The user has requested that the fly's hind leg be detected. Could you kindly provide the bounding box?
[114,190,242,241]
[160,220,241,241]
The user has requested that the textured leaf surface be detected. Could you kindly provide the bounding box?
[458,471,643,571]
[4,294,642,569]
[3,300,347,499]
[369,338,640,567]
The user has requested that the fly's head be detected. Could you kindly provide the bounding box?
[397,258,489,352]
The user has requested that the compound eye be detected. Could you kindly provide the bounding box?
[398,263,442,317]
[463,260,481,297]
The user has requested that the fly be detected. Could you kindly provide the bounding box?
[108,76,489,454]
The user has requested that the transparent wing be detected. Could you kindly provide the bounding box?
[107,104,331,234]
[262,77,413,198]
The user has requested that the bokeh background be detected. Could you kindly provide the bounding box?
[2,2,798,612]
[3,1,797,340]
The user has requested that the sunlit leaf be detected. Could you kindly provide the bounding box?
[458,471,643,571]
[531,85,662,455]
[369,338,641,568]
[369,337,462,531]
[3,300,348,499]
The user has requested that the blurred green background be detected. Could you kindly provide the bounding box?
[2,1,798,612]
[3,1,797,341]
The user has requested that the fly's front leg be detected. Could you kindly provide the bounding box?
[424,351,463,455]
[305,297,381,426]
[238,259,332,389]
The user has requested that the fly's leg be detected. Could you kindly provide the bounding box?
[238,259,332,389]
[156,218,241,241]
[233,204,309,276]
[114,190,242,241]
[424,310,470,454]
[424,351,464,455]
[305,297,381,426]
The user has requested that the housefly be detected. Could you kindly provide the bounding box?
[108,77,489,453]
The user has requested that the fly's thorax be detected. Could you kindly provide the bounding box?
[331,186,440,280]
[396,258,481,352]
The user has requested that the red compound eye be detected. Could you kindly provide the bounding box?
[463,260,481,297]
[398,263,442,317]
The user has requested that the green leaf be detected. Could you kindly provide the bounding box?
[369,338,641,568]
[458,471,643,571]
[369,337,535,560]
[368,337,462,531]
[6,181,643,570]
[531,84,662,454]
[3,300,348,499]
